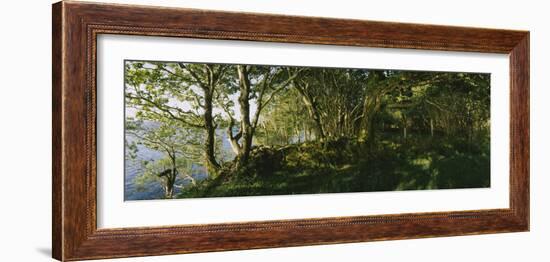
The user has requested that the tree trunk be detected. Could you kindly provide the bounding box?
[293,82,326,140]
[165,157,178,199]
[237,66,254,167]
[159,166,176,199]
[165,182,174,199]
[227,134,241,155]
[302,96,325,140]
[430,119,434,137]
[226,121,242,155]
[203,91,220,173]
[360,98,381,144]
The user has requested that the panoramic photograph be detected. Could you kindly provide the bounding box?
[124,60,490,200]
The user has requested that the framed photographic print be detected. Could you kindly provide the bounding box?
[52,1,529,261]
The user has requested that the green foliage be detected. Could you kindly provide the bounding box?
[178,134,489,198]
[127,119,202,198]
[125,60,491,200]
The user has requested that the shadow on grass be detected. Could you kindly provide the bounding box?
[178,134,490,198]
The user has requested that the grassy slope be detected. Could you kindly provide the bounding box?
[178,134,490,199]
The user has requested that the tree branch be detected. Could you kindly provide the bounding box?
[178,63,208,92]
[127,85,205,128]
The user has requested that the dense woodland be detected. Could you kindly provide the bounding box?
[124,61,490,200]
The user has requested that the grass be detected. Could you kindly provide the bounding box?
[177,133,490,199]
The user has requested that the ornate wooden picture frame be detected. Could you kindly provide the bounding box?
[52,1,529,261]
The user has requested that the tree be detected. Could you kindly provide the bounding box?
[291,68,370,140]
[382,72,490,141]
[125,61,230,174]
[292,69,327,140]
[126,119,202,198]
[218,65,300,167]
[125,60,492,199]
[254,87,311,145]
